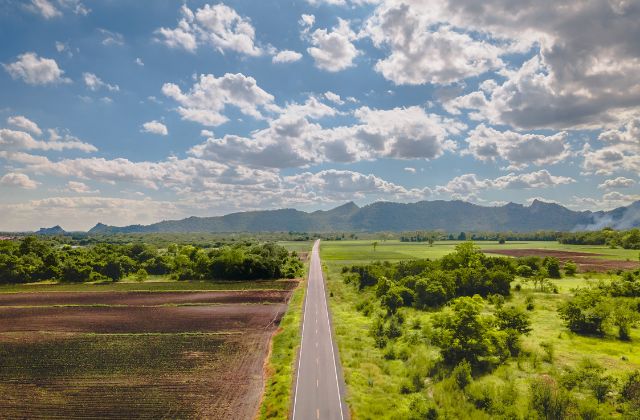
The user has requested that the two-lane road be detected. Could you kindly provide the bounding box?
[292,240,348,420]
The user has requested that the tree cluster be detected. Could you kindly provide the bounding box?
[558,227,640,249]
[0,237,303,283]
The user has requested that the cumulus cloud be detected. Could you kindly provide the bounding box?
[141,120,168,136]
[0,129,97,153]
[66,181,98,194]
[284,169,431,202]
[272,50,303,63]
[7,116,42,136]
[190,104,462,168]
[82,72,119,92]
[162,72,276,126]
[307,19,359,72]
[364,4,504,85]
[156,4,261,56]
[3,53,70,85]
[463,124,571,169]
[324,91,344,105]
[582,117,640,175]
[598,177,636,190]
[436,170,575,199]
[570,192,640,212]
[27,0,61,19]
[407,0,640,129]
[0,172,39,189]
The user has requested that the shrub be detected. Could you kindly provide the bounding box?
[564,261,578,276]
[558,288,610,335]
[529,376,572,420]
[452,359,472,389]
[621,370,640,406]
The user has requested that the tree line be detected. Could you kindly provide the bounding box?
[0,236,304,283]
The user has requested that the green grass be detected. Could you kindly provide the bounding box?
[0,279,296,293]
[321,239,640,263]
[259,258,309,419]
[277,240,314,254]
[320,240,640,419]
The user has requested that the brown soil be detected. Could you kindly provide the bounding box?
[484,249,640,272]
[0,290,293,419]
[0,290,291,307]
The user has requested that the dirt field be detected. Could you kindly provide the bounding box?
[0,288,294,419]
[484,248,640,272]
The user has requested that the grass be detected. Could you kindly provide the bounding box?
[0,279,295,293]
[278,240,314,254]
[321,239,640,263]
[320,240,640,419]
[259,242,311,419]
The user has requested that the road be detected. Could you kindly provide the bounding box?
[292,240,348,420]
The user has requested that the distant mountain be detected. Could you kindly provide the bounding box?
[88,199,640,234]
[37,225,66,235]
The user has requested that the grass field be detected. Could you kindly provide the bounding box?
[321,240,640,263]
[321,240,640,418]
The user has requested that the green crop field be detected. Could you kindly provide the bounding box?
[321,240,640,419]
[321,239,640,263]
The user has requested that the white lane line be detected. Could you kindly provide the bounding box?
[292,241,316,420]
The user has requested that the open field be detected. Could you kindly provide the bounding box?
[321,240,640,418]
[485,248,640,272]
[0,286,296,418]
[0,279,297,293]
[321,240,640,264]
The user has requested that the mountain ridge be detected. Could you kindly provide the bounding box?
[86,199,640,234]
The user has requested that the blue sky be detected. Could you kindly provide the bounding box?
[0,0,639,230]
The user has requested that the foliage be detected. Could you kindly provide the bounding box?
[529,376,573,420]
[0,237,303,283]
[559,228,640,249]
[558,288,611,335]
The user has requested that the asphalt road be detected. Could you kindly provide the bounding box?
[292,240,348,420]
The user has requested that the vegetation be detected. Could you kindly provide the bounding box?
[322,239,640,419]
[0,236,303,284]
[559,227,640,249]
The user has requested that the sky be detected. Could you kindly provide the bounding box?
[0,0,639,231]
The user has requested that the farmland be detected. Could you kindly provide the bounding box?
[321,240,640,418]
[0,281,297,418]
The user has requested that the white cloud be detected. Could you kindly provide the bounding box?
[598,177,636,190]
[7,116,42,136]
[156,4,261,56]
[299,14,315,30]
[0,172,39,189]
[272,50,303,63]
[364,5,504,85]
[437,170,575,199]
[141,120,168,136]
[570,192,640,212]
[409,0,640,129]
[28,0,62,19]
[324,91,344,105]
[135,57,144,66]
[82,72,119,92]
[98,28,124,46]
[189,105,463,168]
[66,181,98,194]
[284,169,431,202]
[200,129,214,137]
[162,73,276,126]
[307,19,359,72]
[0,129,97,153]
[404,167,416,173]
[3,53,70,85]
[463,124,571,169]
[582,117,640,175]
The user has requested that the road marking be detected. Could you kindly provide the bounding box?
[292,242,312,420]
[316,408,320,419]
[317,378,319,388]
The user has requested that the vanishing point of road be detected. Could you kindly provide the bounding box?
[293,240,348,420]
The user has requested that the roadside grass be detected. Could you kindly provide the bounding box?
[0,279,296,293]
[259,242,311,419]
[321,241,640,419]
[277,240,315,254]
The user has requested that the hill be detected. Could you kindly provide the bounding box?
[88,199,640,234]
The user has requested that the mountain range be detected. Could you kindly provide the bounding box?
[80,199,640,234]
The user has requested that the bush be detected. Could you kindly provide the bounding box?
[529,376,573,420]
[452,359,472,389]
[564,261,578,276]
[621,370,640,406]
[558,288,610,335]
